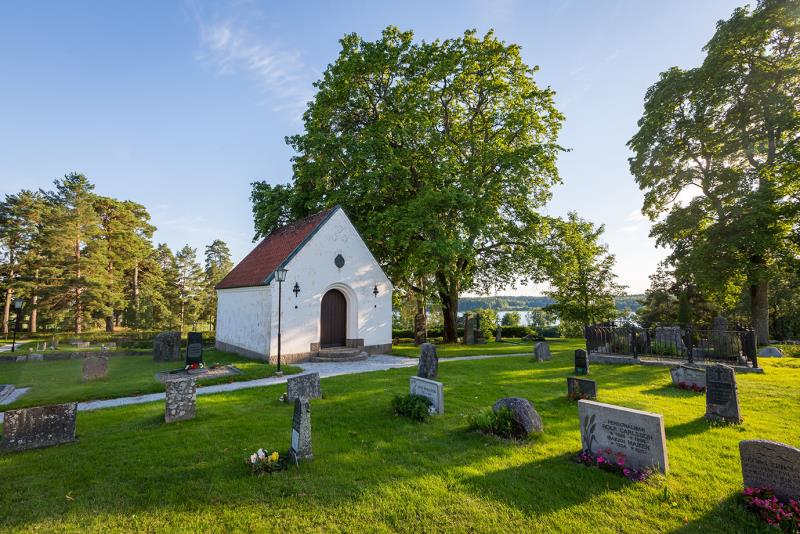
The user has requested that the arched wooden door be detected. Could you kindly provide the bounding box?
[320,289,347,348]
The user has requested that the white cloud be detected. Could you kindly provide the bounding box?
[194,10,313,118]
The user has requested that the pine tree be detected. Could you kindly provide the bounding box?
[202,239,233,330]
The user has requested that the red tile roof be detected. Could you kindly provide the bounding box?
[215,207,337,290]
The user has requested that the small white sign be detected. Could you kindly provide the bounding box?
[291,429,299,451]
[410,376,444,414]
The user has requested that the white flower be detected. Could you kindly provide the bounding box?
[250,454,257,464]
[257,449,266,459]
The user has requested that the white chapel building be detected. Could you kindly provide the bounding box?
[215,206,393,363]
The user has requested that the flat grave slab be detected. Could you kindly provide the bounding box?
[155,365,242,384]
[410,376,444,414]
[567,377,597,400]
[1,403,78,452]
[578,399,668,473]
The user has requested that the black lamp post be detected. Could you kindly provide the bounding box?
[275,267,288,375]
[11,298,25,353]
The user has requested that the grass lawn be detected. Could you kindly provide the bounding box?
[391,337,568,358]
[0,351,300,409]
[1,339,798,532]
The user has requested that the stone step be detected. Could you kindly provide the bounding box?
[310,348,368,362]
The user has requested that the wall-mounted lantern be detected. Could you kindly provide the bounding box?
[293,282,300,298]
[373,284,379,298]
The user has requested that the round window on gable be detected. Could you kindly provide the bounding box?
[334,254,345,269]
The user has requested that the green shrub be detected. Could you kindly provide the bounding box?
[391,394,433,422]
[467,407,523,439]
[494,325,534,338]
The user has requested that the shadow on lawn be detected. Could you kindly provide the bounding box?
[671,493,769,533]
[664,416,710,440]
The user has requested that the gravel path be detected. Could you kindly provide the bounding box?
[0,352,533,422]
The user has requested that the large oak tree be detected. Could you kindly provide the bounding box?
[252,27,563,341]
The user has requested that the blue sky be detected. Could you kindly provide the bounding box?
[0,0,744,294]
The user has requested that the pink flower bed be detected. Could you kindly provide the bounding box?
[677,381,705,393]
[743,487,800,533]
[574,449,653,482]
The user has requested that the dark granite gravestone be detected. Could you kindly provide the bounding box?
[164,376,196,423]
[567,377,597,400]
[185,331,203,367]
[574,349,589,375]
[1,403,77,452]
[534,342,551,361]
[287,372,322,401]
[418,343,438,379]
[153,331,181,361]
[705,364,741,423]
[410,376,444,414]
[492,397,543,434]
[289,397,312,462]
[82,355,108,381]
[740,440,800,502]
[464,314,475,345]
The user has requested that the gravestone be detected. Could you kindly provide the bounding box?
[417,343,438,379]
[287,372,322,401]
[574,349,589,375]
[464,314,475,345]
[164,376,196,423]
[185,331,203,367]
[705,364,741,423]
[578,399,669,473]
[289,397,312,462]
[82,355,108,381]
[409,376,444,414]
[413,312,427,345]
[492,397,543,434]
[653,326,685,350]
[474,315,486,344]
[1,403,78,452]
[534,342,551,361]
[757,346,783,358]
[567,377,597,400]
[740,440,800,502]
[712,315,728,334]
[495,325,502,342]
[669,364,706,389]
[153,331,181,361]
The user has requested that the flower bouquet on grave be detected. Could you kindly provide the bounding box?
[743,486,800,533]
[574,448,653,482]
[677,381,706,393]
[247,449,287,474]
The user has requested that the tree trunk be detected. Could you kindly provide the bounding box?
[133,263,140,328]
[750,280,769,345]
[105,316,114,332]
[2,286,11,335]
[413,296,427,345]
[29,293,37,333]
[439,287,459,343]
[75,239,82,334]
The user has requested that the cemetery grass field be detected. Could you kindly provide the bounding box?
[391,338,563,358]
[1,341,799,533]
[0,351,300,409]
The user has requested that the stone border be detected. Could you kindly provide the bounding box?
[588,352,763,373]
[215,340,392,364]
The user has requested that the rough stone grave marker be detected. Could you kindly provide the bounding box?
[740,440,800,502]
[289,397,312,462]
[418,343,438,379]
[493,397,543,434]
[82,355,108,381]
[574,349,589,375]
[670,364,706,389]
[185,331,203,367]
[534,342,551,361]
[1,403,78,452]
[578,399,669,473]
[409,376,444,414]
[567,377,597,400]
[464,314,475,345]
[153,331,181,362]
[705,364,741,423]
[164,376,196,423]
[287,372,322,401]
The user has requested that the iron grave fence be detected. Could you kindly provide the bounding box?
[584,324,759,368]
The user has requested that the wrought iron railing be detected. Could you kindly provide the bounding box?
[584,324,759,368]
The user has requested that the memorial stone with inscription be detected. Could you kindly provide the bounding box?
[164,376,196,423]
[417,343,438,379]
[534,342,551,361]
[669,364,706,389]
[409,376,444,414]
[185,331,203,367]
[567,377,597,400]
[1,403,78,452]
[578,399,669,473]
[82,355,108,381]
[289,397,312,462]
[287,372,322,401]
[574,349,589,375]
[154,331,181,362]
[705,364,741,423]
[740,440,800,502]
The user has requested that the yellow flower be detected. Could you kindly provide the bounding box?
[270,452,279,462]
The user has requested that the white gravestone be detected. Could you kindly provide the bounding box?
[409,376,444,414]
[578,399,669,473]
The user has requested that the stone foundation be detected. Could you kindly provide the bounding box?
[216,340,392,364]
